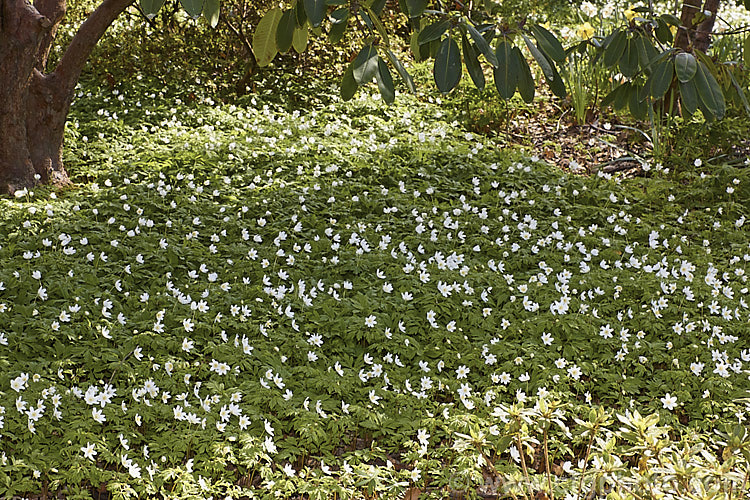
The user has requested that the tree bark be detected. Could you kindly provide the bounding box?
[0,0,134,195]
[675,0,721,53]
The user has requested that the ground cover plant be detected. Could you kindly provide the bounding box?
[1,75,750,499]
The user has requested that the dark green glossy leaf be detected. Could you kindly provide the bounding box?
[370,0,387,15]
[406,0,427,18]
[530,24,565,62]
[493,39,518,99]
[386,49,416,93]
[179,0,203,19]
[140,0,165,19]
[375,58,395,104]
[619,38,639,78]
[659,13,681,26]
[650,59,674,99]
[341,66,358,101]
[304,0,326,27]
[462,33,485,91]
[434,36,462,93]
[466,23,498,67]
[253,8,283,67]
[674,52,697,82]
[418,19,451,45]
[276,10,296,53]
[202,0,219,27]
[522,33,553,81]
[601,83,628,110]
[694,61,725,119]
[603,29,627,67]
[654,18,673,44]
[633,34,658,72]
[628,85,648,120]
[547,60,567,99]
[328,8,348,43]
[679,78,698,116]
[295,0,308,26]
[729,68,750,116]
[515,46,535,103]
[353,44,379,84]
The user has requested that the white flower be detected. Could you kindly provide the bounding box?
[661,393,678,410]
[364,315,377,328]
[81,442,97,461]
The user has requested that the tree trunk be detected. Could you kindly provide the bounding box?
[675,0,721,53]
[0,0,134,195]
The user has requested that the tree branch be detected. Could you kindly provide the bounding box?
[52,0,135,95]
[33,0,67,71]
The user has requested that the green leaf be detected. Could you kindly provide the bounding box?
[744,34,750,67]
[601,83,628,109]
[619,38,639,78]
[461,33,485,92]
[341,66,358,101]
[628,85,648,120]
[493,39,518,99]
[728,68,750,116]
[659,13,681,26]
[386,49,416,93]
[603,29,627,68]
[365,6,389,47]
[694,61,726,119]
[515,46,535,103]
[140,0,166,19]
[650,59,673,99]
[353,44,379,84]
[679,78,698,116]
[466,23,498,67]
[418,19,451,45]
[375,58,395,104]
[295,0,308,26]
[434,36,462,93]
[530,24,565,62]
[328,8,349,43]
[253,8,283,67]
[179,0,203,19]
[633,34,658,72]
[674,52,697,82]
[406,0,427,18]
[370,0,387,15]
[276,10,296,53]
[292,26,308,53]
[654,18,673,44]
[547,60,567,99]
[202,0,219,27]
[304,0,326,27]
[522,33,553,81]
